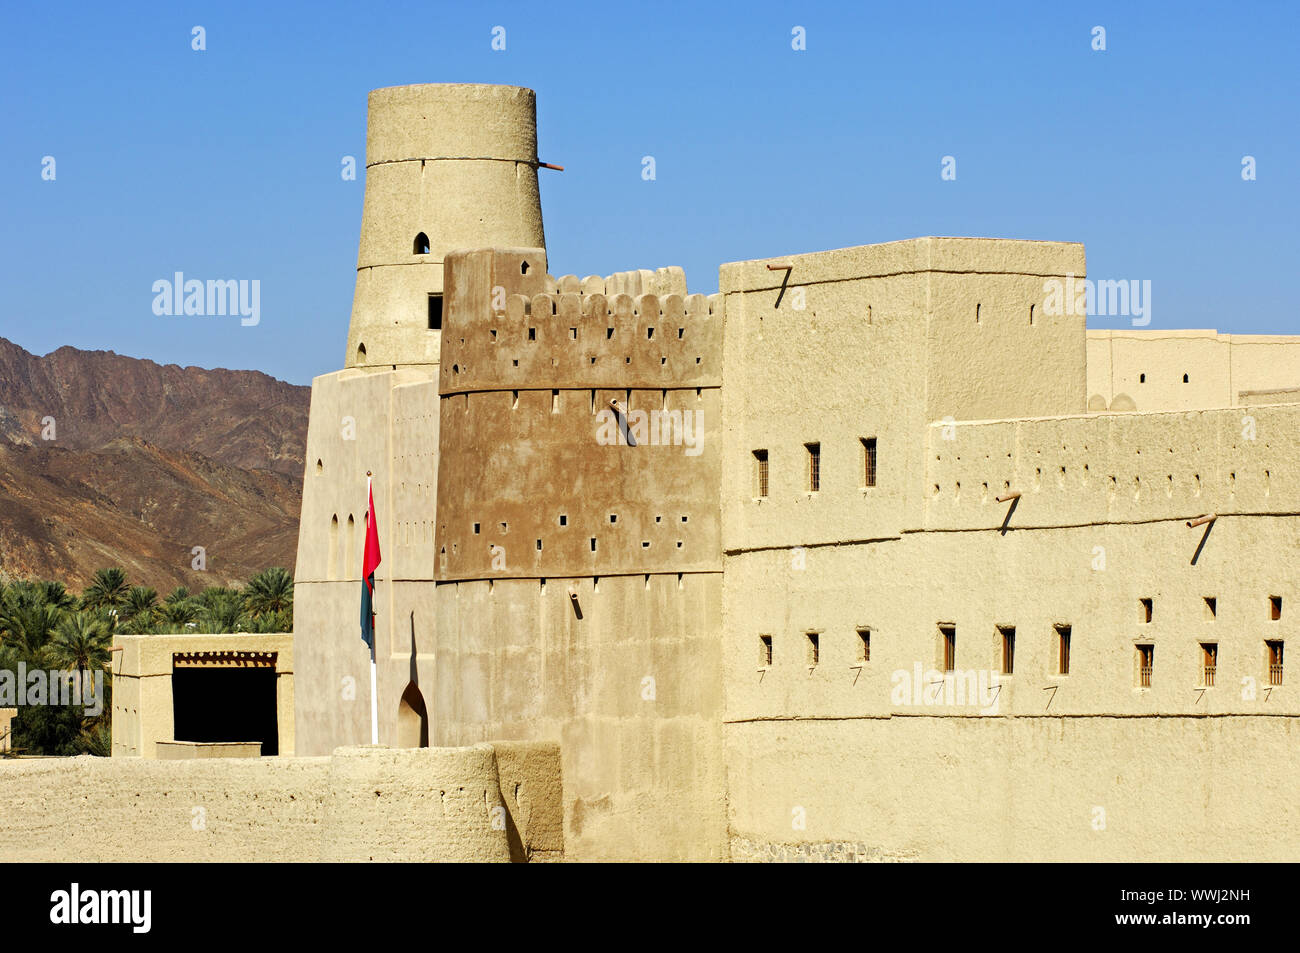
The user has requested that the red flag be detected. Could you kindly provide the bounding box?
[363,479,382,585]
[360,477,382,649]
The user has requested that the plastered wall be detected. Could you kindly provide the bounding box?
[0,742,559,862]
[724,716,1300,861]
[433,574,728,861]
[1087,329,1300,411]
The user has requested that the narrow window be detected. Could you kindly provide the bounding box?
[806,632,820,667]
[1183,373,1189,383]
[427,294,443,330]
[999,626,1015,675]
[1139,597,1153,624]
[1056,625,1071,675]
[862,437,877,488]
[1204,596,1217,620]
[1201,643,1217,688]
[759,635,773,668]
[528,327,536,341]
[1270,595,1282,620]
[856,628,871,662]
[1267,640,1284,686]
[1137,644,1154,688]
[940,625,956,672]
[558,514,567,526]
[1029,304,1035,326]
[805,442,821,492]
[753,450,769,498]
[1139,373,1146,383]
[413,232,430,255]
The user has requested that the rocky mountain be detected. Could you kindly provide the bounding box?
[0,337,308,590]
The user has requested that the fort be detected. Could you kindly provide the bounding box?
[3,82,1299,862]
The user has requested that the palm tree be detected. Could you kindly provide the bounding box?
[197,591,249,633]
[164,586,190,605]
[37,581,77,611]
[47,612,111,676]
[244,567,293,618]
[158,598,200,631]
[80,568,130,612]
[0,600,64,659]
[123,586,159,625]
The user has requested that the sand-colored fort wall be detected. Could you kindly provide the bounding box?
[924,402,1300,531]
[434,574,728,861]
[1087,329,1300,412]
[724,715,1300,861]
[0,742,559,862]
[719,238,1087,554]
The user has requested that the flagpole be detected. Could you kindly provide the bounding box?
[367,471,378,746]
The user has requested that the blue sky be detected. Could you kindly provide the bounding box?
[1,1,1296,385]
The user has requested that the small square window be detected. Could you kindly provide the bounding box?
[1055,625,1071,676]
[805,443,821,492]
[998,626,1015,675]
[753,450,769,499]
[1136,644,1154,688]
[939,625,956,672]
[1267,640,1284,685]
[862,437,877,488]
[1201,643,1217,687]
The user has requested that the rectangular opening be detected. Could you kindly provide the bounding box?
[1056,625,1071,675]
[1136,644,1154,688]
[1139,597,1153,624]
[1204,596,1217,620]
[172,665,278,756]
[1268,640,1284,686]
[759,634,773,668]
[1201,642,1217,688]
[753,449,769,499]
[528,327,536,341]
[427,294,443,330]
[805,442,821,492]
[1270,595,1282,620]
[999,626,1015,675]
[939,625,956,672]
[806,632,820,667]
[862,437,877,488]
[856,628,871,662]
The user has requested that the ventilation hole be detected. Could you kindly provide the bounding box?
[521,261,529,274]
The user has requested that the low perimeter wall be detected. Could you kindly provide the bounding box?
[0,741,562,862]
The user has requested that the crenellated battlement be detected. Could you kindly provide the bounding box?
[922,402,1300,532]
[441,249,723,393]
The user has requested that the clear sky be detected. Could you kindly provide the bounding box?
[1,1,1296,385]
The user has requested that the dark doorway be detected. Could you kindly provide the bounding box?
[172,667,279,755]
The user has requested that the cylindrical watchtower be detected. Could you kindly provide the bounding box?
[345,84,546,369]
